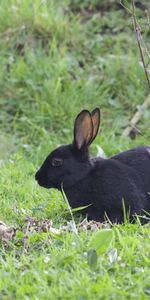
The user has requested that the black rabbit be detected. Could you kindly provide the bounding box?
[35,108,150,223]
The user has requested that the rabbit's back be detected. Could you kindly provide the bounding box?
[112,146,150,190]
[112,146,150,165]
[89,155,149,221]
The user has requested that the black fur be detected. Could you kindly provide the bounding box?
[35,108,150,223]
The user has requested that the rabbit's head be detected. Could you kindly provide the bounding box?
[35,108,100,190]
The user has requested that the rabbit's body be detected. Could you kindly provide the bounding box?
[35,109,150,223]
[64,146,150,222]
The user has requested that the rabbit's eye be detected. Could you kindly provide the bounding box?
[51,158,63,167]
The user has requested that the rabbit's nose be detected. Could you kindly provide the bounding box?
[35,171,39,181]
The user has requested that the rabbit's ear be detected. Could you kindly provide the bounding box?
[73,110,93,150]
[90,108,100,143]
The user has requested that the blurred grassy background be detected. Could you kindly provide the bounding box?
[0,1,150,299]
[0,0,150,164]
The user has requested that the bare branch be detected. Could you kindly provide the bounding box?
[145,10,150,31]
[120,1,132,15]
[121,1,150,138]
[122,93,150,138]
[146,59,150,68]
[120,1,150,89]
[131,0,150,89]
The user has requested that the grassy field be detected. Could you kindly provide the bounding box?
[0,0,150,299]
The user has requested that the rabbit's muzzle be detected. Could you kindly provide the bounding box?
[35,169,51,188]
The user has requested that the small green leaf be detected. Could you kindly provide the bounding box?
[88,229,113,256]
[87,249,98,269]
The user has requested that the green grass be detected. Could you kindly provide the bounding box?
[0,0,150,299]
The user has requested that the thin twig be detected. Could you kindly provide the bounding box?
[131,0,150,89]
[120,1,150,90]
[145,10,150,31]
[119,1,132,15]
[140,35,150,61]
[122,93,150,137]
[120,1,150,137]
[146,59,150,68]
